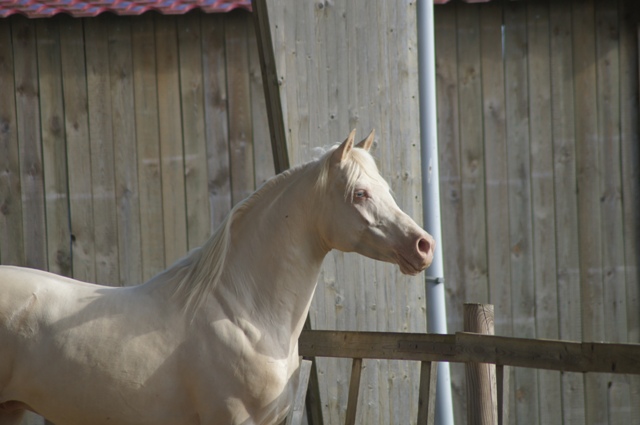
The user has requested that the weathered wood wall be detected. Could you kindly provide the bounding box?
[2,0,640,424]
[0,11,273,282]
[265,1,427,424]
[435,0,640,424]
[0,11,273,424]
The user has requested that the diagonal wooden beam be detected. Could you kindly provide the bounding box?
[251,0,289,173]
[251,2,323,424]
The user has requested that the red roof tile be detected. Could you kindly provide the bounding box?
[434,0,492,3]
[0,0,250,18]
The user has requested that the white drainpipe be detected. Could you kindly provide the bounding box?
[417,0,455,423]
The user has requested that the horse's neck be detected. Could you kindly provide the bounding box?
[213,166,327,346]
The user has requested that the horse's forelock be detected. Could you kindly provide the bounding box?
[315,144,387,199]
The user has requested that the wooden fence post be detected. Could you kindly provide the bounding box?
[464,303,497,425]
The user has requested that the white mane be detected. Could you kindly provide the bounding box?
[152,143,385,315]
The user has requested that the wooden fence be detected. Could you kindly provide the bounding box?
[2,0,640,424]
[434,0,640,424]
[298,303,640,425]
[0,10,273,283]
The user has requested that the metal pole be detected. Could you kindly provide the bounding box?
[417,0,455,424]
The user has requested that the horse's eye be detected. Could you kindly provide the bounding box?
[354,190,367,200]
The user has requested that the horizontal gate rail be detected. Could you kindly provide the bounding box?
[299,330,640,375]
[298,303,640,424]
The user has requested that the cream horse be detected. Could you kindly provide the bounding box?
[0,130,434,425]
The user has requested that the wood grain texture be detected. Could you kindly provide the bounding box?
[0,19,25,266]
[298,329,640,375]
[526,3,563,424]
[36,20,71,278]
[132,14,166,281]
[456,4,489,306]
[201,14,232,231]
[464,304,497,425]
[0,5,638,424]
[266,2,426,423]
[548,2,586,423]
[251,0,289,174]
[620,5,640,420]
[504,3,539,424]
[85,16,120,285]
[247,17,274,187]
[572,1,607,423]
[109,17,142,286]
[155,14,189,266]
[225,12,254,206]
[12,17,47,270]
[345,358,363,425]
[59,17,96,283]
[178,13,211,250]
[417,361,437,425]
[479,1,511,339]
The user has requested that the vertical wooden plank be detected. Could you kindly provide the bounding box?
[595,3,628,423]
[620,1,639,344]
[155,14,188,265]
[496,365,510,425]
[0,18,25,266]
[454,15,492,421]
[619,3,640,419]
[108,17,142,286]
[572,1,607,424]
[477,4,517,421]
[247,15,274,187]
[417,361,438,425]
[36,19,71,277]
[201,14,232,231]
[278,0,299,163]
[322,0,348,145]
[284,359,312,425]
[527,3,563,424]
[291,1,310,162]
[178,12,211,249]
[225,12,255,204]
[12,17,47,270]
[132,13,165,281]
[549,2,585,423]
[85,16,120,285]
[504,3,539,424]
[479,1,511,337]
[620,0,639,343]
[595,0,626,343]
[344,358,363,425]
[60,17,96,283]
[434,4,465,423]
[456,3,488,305]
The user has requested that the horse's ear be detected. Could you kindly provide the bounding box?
[333,129,357,164]
[356,129,375,151]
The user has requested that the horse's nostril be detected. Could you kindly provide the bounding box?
[418,238,431,257]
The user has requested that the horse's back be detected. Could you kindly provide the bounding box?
[0,266,199,424]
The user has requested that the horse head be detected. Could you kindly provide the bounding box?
[316,129,435,275]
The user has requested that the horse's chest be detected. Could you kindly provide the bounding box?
[195,319,297,421]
